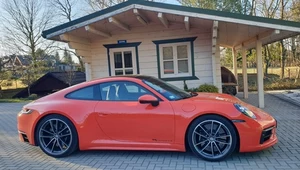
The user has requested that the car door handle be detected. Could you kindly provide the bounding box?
[98,113,109,117]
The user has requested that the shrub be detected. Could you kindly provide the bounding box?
[28,94,38,100]
[198,84,219,93]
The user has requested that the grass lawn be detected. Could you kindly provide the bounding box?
[1,80,27,90]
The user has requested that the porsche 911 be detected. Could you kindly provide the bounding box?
[17,75,277,161]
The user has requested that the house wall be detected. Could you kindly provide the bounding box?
[87,23,221,89]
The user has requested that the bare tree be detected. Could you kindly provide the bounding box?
[50,0,85,71]
[50,0,77,22]
[86,0,157,11]
[65,69,76,86]
[279,0,289,79]
[1,0,53,61]
[86,0,126,11]
[1,0,54,96]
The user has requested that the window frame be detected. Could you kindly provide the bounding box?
[153,37,198,81]
[109,47,137,76]
[159,42,192,78]
[65,84,101,101]
[98,81,162,102]
[103,42,141,76]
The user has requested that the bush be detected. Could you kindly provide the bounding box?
[198,84,219,93]
[28,94,38,100]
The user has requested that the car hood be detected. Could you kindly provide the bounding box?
[186,93,273,121]
[188,92,241,103]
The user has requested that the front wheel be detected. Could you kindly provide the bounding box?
[187,115,237,161]
[36,114,78,157]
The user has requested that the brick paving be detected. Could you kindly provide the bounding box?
[0,93,300,170]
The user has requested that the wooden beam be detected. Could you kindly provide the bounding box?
[211,20,219,87]
[234,29,280,50]
[68,42,90,51]
[158,13,169,28]
[232,48,238,86]
[219,44,233,48]
[242,48,248,99]
[108,17,130,31]
[184,16,190,31]
[85,25,111,38]
[212,21,218,39]
[133,9,148,25]
[85,63,92,81]
[256,40,264,108]
[59,34,91,45]
[75,49,92,58]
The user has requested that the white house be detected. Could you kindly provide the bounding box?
[42,0,300,108]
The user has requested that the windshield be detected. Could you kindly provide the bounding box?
[142,77,195,101]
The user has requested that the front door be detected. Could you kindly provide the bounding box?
[94,81,175,143]
[110,47,136,76]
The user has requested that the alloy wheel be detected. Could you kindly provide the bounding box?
[192,120,232,159]
[38,118,72,156]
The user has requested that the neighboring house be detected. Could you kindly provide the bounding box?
[13,71,86,98]
[14,55,32,67]
[55,63,77,72]
[42,0,300,107]
[2,54,75,71]
[2,55,33,70]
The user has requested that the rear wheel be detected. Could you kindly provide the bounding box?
[187,115,237,161]
[36,114,78,157]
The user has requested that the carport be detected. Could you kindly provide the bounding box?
[42,0,300,108]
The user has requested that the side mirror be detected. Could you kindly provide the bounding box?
[138,94,159,107]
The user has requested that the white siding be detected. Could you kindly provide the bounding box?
[89,23,216,89]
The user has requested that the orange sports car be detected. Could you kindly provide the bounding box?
[17,75,277,161]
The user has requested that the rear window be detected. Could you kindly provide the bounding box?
[65,85,100,100]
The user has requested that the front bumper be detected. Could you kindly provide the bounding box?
[235,117,277,152]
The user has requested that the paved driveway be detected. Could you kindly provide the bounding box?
[0,94,300,170]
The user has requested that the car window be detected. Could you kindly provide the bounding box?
[142,77,192,101]
[66,85,100,100]
[100,81,152,101]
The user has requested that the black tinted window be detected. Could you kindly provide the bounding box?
[66,85,100,100]
[100,81,152,101]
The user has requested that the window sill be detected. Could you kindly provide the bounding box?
[160,76,199,81]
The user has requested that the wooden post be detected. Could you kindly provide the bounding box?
[242,48,248,99]
[256,40,264,108]
[85,63,92,81]
[232,48,238,92]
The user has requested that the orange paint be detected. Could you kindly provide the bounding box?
[17,76,277,154]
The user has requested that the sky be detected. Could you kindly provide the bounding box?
[0,0,181,58]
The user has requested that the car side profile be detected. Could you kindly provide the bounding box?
[17,75,277,161]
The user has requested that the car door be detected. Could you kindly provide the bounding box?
[94,81,175,143]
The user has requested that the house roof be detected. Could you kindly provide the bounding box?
[42,0,300,40]
[14,55,32,66]
[50,71,86,85]
[13,71,86,98]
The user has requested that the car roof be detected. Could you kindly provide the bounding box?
[100,75,155,81]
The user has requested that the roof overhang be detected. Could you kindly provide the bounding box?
[42,0,300,50]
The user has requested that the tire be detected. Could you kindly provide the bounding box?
[187,115,237,161]
[36,114,78,158]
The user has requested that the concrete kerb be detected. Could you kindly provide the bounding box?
[268,92,300,108]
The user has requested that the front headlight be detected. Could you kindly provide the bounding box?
[20,108,33,114]
[234,104,256,119]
